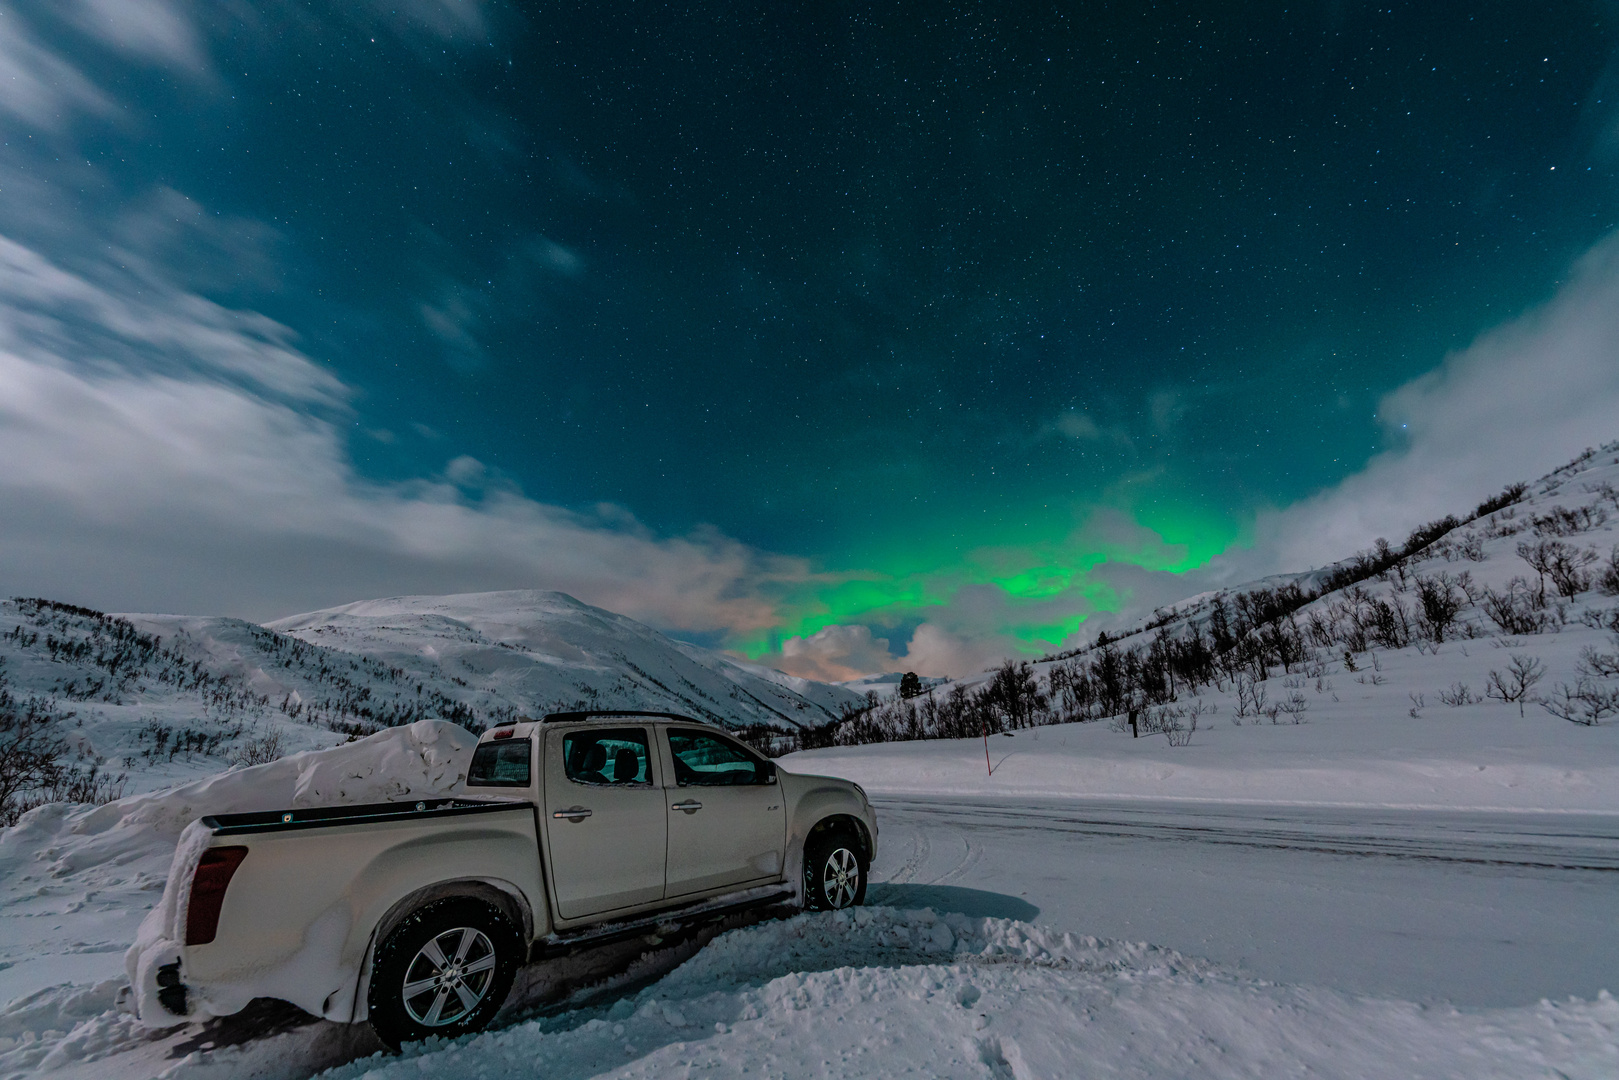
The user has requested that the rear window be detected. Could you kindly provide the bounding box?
[467,739,532,787]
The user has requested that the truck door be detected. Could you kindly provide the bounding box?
[542,725,667,919]
[660,727,786,898]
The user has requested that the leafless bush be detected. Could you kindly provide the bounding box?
[1538,680,1619,726]
[1437,682,1482,707]
[1234,674,1267,721]
[1484,654,1545,717]
[12,765,125,821]
[1408,692,1426,718]
[1482,577,1554,634]
[1275,691,1309,723]
[1587,481,1619,512]
[1597,546,1619,597]
[227,731,287,768]
[1530,504,1609,537]
[1578,642,1619,679]
[1158,705,1200,746]
[0,664,124,826]
[1518,539,1599,598]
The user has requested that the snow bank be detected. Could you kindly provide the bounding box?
[130,907,1618,1080]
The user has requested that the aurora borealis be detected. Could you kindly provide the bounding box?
[2,2,1618,677]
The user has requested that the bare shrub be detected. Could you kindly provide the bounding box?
[1597,546,1619,597]
[1578,642,1619,679]
[228,731,287,768]
[1475,481,1529,518]
[1408,692,1426,718]
[1538,680,1619,726]
[1482,577,1553,634]
[1234,674,1267,721]
[1518,539,1599,598]
[1275,691,1309,723]
[1530,505,1608,537]
[1484,654,1545,717]
[1437,682,1481,707]
[1158,705,1200,747]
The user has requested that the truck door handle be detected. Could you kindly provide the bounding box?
[552,807,592,821]
[670,800,703,814]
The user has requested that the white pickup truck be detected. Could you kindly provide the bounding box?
[127,711,876,1048]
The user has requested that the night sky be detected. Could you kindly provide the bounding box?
[3,2,1617,676]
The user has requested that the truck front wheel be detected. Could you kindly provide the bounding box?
[803,828,868,911]
[368,897,521,1049]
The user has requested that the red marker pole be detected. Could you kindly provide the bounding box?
[983,721,992,777]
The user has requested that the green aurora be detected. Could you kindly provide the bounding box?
[739,497,1246,658]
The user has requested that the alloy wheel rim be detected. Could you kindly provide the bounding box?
[401,926,498,1026]
[822,847,859,908]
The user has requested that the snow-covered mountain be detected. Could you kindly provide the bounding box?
[0,590,863,800]
[266,590,863,729]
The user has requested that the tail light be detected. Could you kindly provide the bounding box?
[185,846,248,945]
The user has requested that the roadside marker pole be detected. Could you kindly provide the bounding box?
[983,722,992,777]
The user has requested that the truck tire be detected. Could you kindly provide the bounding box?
[368,896,522,1049]
[803,828,867,911]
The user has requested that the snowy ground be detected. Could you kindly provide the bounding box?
[3,721,1615,1077]
[779,677,1619,811]
[97,908,1617,1080]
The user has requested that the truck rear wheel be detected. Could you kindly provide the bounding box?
[803,828,867,911]
[368,897,521,1049]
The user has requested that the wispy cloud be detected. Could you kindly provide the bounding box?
[0,7,116,130]
[64,0,210,77]
[1232,228,1619,577]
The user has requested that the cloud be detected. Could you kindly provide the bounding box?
[530,237,583,277]
[1234,228,1619,577]
[364,0,491,43]
[779,625,899,683]
[0,230,818,633]
[0,8,115,130]
[420,287,488,372]
[64,0,209,76]
[1048,408,1132,447]
[774,620,1021,683]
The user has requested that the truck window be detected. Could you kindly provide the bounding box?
[666,729,765,786]
[563,728,652,786]
[467,739,532,787]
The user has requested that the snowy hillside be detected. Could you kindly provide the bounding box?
[818,442,1619,774]
[266,590,863,728]
[0,590,861,805]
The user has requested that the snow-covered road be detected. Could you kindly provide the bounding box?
[867,796,1619,1007]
